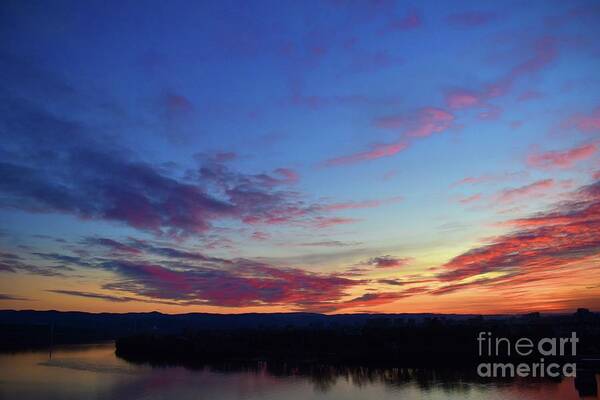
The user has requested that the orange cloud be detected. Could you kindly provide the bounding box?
[438,180,600,284]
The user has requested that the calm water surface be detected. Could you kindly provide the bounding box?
[0,343,597,400]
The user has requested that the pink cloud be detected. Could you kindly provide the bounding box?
[563,106,600,133]
[273,168,300,184]
[445,90,481,109]
[443,37,558,113]
[96,258,362,310]
[324,142,408,166]
[437,180,600,285]
[444,90,502,120]
[318,38,555,173]
[322,196,403,212]
[453,177,485,186]
[312,217,360,228]
[377,107,455,137]
[451,171,528,187]
[406,108,455,137]
[527,143,597,169]
[506,36,558,80]
[459,193,482,204]
[497,179,555,203]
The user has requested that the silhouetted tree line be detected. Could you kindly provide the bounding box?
[2,308,599,365]
[116,309,600,367]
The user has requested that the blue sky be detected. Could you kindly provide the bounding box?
[1,0,599,313]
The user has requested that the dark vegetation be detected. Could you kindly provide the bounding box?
[0,309,481,351]
[2,309,598,397]
[2,309,599,369]
[115,309,600,367]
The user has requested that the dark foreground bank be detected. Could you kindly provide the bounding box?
[116,309,600,367]
[2,308,600,368]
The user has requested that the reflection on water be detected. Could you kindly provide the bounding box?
[0,343,598,400]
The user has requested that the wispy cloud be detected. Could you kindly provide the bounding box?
[441,36,559,113]
[321,196,403,211]
[1,252,73,277]
[312,217,360,228]
[451,171,528,187]
[375,107,455,137]
[97,258,360,309]
[296,240,362,248]
[47,289,180,305]
[337,287,429,310]
[458,193,482,204]
[567,106,600,133]
[324,142,408,166]
[527,143,597,169]
[496,179,555,204]
[437,180,600,284]
[0,91,367,237]
[365,255,413,268]
[445,89,481,109]
[0,293,31,301]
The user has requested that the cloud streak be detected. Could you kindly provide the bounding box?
[37,240,363,311]
[0,92,362,237]
[324,142,408,166]
[437,180,600,285]
[325,106,454,167]
[366,255,413,268]
[496,179,555,204]
[527,143,597,169]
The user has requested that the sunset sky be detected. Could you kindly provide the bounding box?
[1,0,599,314]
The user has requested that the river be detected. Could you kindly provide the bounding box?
[0,343,597,399]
